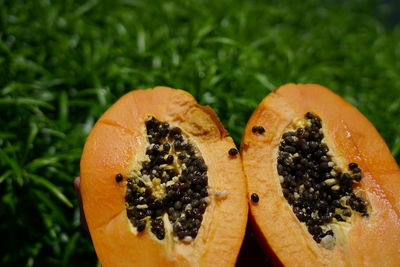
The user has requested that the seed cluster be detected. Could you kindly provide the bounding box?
[125,117,210,241]
[277,112,368,244]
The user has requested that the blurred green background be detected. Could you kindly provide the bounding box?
[1,0,400,266]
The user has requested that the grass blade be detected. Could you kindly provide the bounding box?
[0,97,54,109]
[26,173,73,208]
[0,148,23,185]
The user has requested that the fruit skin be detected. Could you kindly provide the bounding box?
[241,83,400,266]
[80,86,248,267]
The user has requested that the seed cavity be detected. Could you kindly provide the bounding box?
[124,116,210,242]
[277,112,369,247]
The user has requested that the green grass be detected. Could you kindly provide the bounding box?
[1,0,400,265]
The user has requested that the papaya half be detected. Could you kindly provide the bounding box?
[241,83,400,266]
[80,87,248,266]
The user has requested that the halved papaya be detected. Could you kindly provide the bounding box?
[241,84,400,266]
[80,87,248,266]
